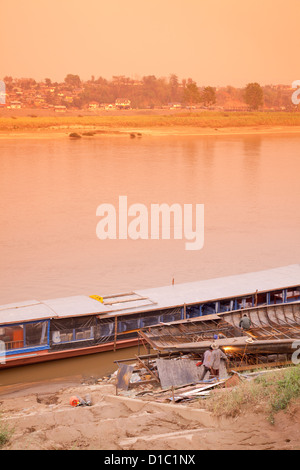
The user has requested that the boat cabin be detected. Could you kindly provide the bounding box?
[0,264,300,365]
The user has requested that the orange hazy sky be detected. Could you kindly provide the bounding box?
[1,0,299,86]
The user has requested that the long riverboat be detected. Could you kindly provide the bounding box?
[1,264,300,369]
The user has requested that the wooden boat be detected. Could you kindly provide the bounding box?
[138,301,300,356]
[1,264,300,369]
[219,301,300,340]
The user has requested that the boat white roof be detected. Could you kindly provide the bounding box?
[133,263,300,316]
[0,296,106,325]
[0,264,299,324]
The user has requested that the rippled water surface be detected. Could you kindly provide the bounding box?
[1,133,300,384]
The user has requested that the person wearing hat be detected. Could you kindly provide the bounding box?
[210,341,228,379]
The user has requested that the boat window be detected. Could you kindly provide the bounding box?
[96,321,115,338]
[0,321,48,351]
[161,312,181,322]
[50,316,97,344]
[52,330,72,343]
[236,296,253,309]
[141,314,161,327]
[117,317,140,333]
[75,327,94,341]
[270,290,284,304]
[255,293,267,307]
[186,306,200,319]
[219,300,233,312]
[0,325,24,350]
[286,287,300,302]
[201,303,216,315]
[52,327,95,343]
[26,322,48,346]
[162,313,175,322]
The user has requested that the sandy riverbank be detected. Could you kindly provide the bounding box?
[1,110,300,139]
[1,125,300,140]
[0,377,299,450]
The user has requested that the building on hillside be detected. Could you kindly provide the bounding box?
[10,101,22,109]
[115,98,131,109]
[169,102,182,109]
[54,105,67,113]
[88,101,99,110]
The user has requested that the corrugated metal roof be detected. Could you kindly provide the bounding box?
[0,264,299,324]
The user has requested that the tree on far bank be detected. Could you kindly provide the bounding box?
[64,74,81,88]
[244,82,264,110]
[201,86,216,106]
[183,82,201,107]
[169,74,179,102]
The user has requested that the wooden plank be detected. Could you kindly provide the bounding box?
[102,292,136,299]
[104,296,149,306]
[179,380,226,396]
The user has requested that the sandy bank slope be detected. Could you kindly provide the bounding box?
[0,125,300,139]
[1,382,299,450]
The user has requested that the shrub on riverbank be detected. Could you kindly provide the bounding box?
[205,365,300,424]
[0,417,13,448]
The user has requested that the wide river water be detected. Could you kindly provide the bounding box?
[1,132,300,386]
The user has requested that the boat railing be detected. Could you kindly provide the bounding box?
[2,339,24,350]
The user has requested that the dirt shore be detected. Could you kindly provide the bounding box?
[0,125,300,140]
[0,378,299,450]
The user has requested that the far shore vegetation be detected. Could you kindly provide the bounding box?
[3,74,299,111]
[1,111,300,132]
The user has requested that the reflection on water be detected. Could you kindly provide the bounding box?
[0,133,300,386]
[242,135,262,157]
